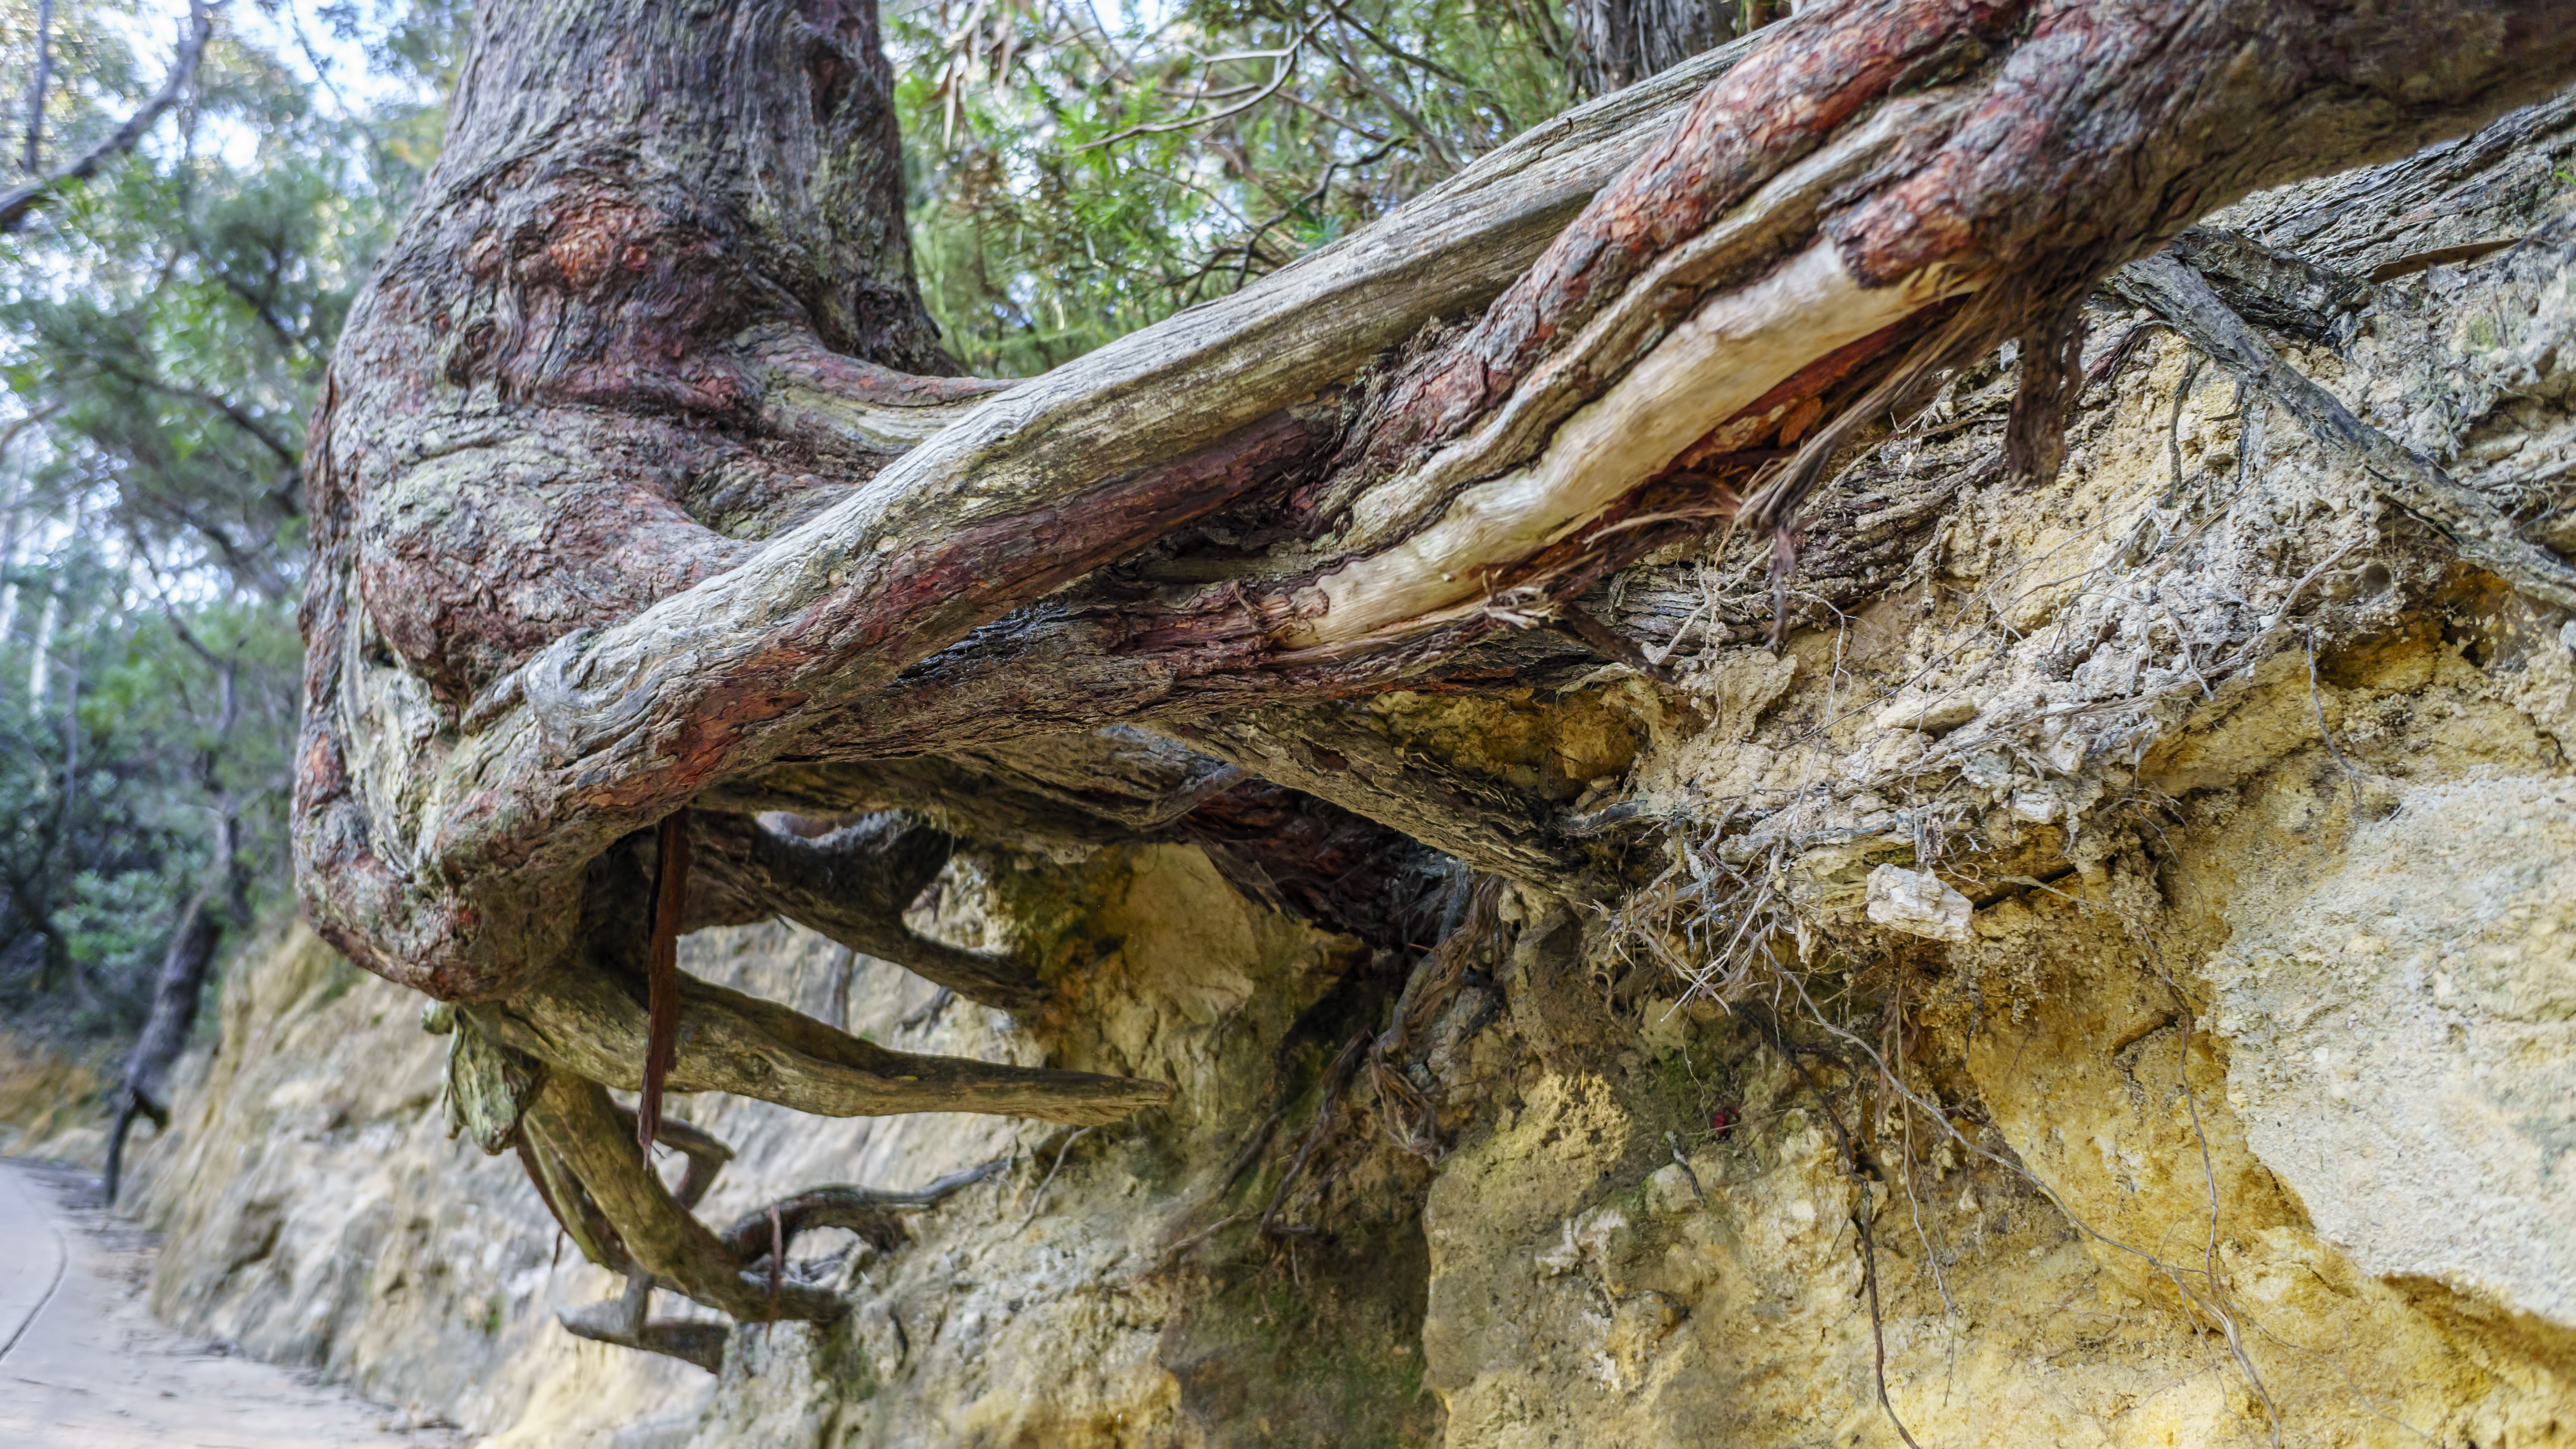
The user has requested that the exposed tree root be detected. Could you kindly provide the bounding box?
[687,811,1049,1015]
[2111,241,2576,611]
[478,965,1174,1125]
[555,1303,731,1373]
[638,810,690,1152]
[284,0,2576,1386]
[515,1085,1002,1371]
[523,1075,845,1324]
[299,0,2576,1008]
[717,1158,1007,1265]
[1160,705,1586,886]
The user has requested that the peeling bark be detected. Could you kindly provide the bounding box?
[293,0,2576,1352]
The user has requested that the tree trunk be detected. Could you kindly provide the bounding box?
[1567,0,1738,98]
[294,0,2576,1348]
[102,812,243,1206]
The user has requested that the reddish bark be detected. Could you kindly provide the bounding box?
[297,0,2576,1032]
[1352,0,2023,482]
[637,809,689,1152]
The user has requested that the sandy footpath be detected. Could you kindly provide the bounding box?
[0,1159,464,1449]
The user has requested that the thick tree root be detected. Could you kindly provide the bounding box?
[555,1301,730,1373]
[717,1158,1007,1265]
[605,1100,734,1208]
[480,963,1175,1125]
[1159,704,1586,887]
[293,9,2576,1389]
[702,755,1161,852]
[700,734,1499,954]
[687,810,1050,1015]
[522,1075,844,1324]
[518,1082,1009,1370]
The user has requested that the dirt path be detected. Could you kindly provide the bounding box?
[0,1159,465,1449]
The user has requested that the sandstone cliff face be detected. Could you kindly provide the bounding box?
[122,107,2576,1448]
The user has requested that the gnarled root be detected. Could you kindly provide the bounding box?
[686,810,1050,1015]
[481,961,1175,1125]
[518,1080,1012,1370]
[717,1157,1008,1267]
[556,1301,731,1373]
[522,1075,844,1325]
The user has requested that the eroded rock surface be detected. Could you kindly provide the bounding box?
[87,104,2576,1449]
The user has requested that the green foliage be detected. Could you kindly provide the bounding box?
[0,539,299,1028]
[890,0,1577,376]
[0,0,461,1035]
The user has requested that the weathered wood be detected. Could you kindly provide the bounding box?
[2113,246,2576,612]
[694,735,1482,954]
[514,1129,627,1276]
[2163,227,2372,344]
[103,885,224,1205]
[105,800,248,1207]
[1157,705,1585,886]
[603,1100,733,1210]
[715,1158,1005,1263]
[440,1014,547,1155]
[480,960,1176,1125]
[1570,0,1738,99]
[292,22,1772,999]
[687,810,1050,1015]
[522,1074,842,1322]
[699,756,1157,852]
[638,809,690,1152]
[555,1303,728,1372]
[292,0,2576,1263]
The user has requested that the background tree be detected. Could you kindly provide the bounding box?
[890,0,1579,373]
[0,0,460,1192]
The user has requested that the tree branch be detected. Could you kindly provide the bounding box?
[0,0,213,235]
[21,0,53,175]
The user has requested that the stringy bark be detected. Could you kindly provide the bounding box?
[293,0,2576,1348]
